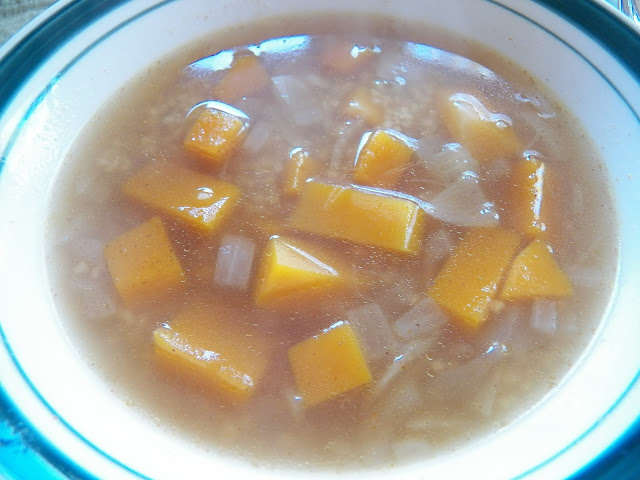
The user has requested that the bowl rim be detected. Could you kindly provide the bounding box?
[0,0,639,479]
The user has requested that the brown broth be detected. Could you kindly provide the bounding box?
[46,14,617,470]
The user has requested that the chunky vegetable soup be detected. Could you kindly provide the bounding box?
[48,16,617,469]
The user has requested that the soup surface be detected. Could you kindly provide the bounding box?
[48,15,617,469]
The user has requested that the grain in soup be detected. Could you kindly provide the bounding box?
[47,16,617,469]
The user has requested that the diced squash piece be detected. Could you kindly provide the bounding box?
[122,164,240,233]
[254,235,348,310]
[501,240,573,301]
[213,53,271,103]
[183,108,247,166]
[428,228,521,329]
[289,181,426,254]
[153,304,272,401]
[343,86,384,126]
[353,130,414,189]
[508,154,548,236]
[441,92,522,163]
[104,217,184,305]
[321,40,378,74]
[288,321,372,407]
[282,148,318,198]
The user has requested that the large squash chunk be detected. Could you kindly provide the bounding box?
[254,236,347,310]
[183,107,248,166]
[501,240,573,301]
[428,228,521,329]
[508,154,548,237]
[353,130,414,189]
[104,216,184,305]
[289,181,426,254]
[153,304,272,402]
[213,53,271,103]
[122,164,240,233]
[288,321,372,407]
[441,92,522,163]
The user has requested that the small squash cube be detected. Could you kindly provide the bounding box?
[183,107,247,166]
[153,304,272,401]
[428,228,521,329]
[321,40,379,75]
[122,164,240,233]
[213,53,271,103]
[289,181,427,254]
[353,130,414,189]
[104,217,184,305]
[288,321,372,407]
[343,86,384,126]
[441,92,522,163]
[508,154,548,236]
[282,148,318,198]
[501,240,573,301]
[254,236,347,310]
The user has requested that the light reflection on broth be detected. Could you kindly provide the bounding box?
[47,15,617,470]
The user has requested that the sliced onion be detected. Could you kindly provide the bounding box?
[393,297,448,339]
[417,142,479,184]
[425,228,455,262]
[347,302,398,363]
[531,299,557,334]
[214,235,256,289]
[243,120,271,153]
[272,74,323,126]
[374,340,433,395]
[423,172,499,227]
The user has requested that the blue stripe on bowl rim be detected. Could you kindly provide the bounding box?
[0,0,638,478]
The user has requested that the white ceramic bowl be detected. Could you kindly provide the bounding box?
[1,1,639,479]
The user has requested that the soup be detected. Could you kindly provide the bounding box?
[47,15,617,469]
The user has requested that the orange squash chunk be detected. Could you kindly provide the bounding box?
[509,154,548,236]
[104,217,184,305]
[122,164,240,233]
[288,321,372,407]
[153,304,272,402]
[289,181,426,254]
[429,228,521,329]
[282,148,318,198]
[501,240,573,301]
[213,53,271,103]
[441,92,522,163]
[183,108,247,166]
[254,236,348,310]
[353,130,414,189]
[343,86,384,126]
[321,40,378,74]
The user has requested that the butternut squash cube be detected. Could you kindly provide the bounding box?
[288,321,372,407]
[321,40,378,75]
[429,228,521,329]
[508,154,548,236]
[254,236,347,310]
[213,53,271,103]
[153,304,272,401]
[441,92,522,163]
[501,240,573,301]
[183,108,247,166]
[289,181,426,254]
[104,217,184,305]
[122,164,240,233]
[343,86,384,126]
[353,130,414,189]
[282,148,318,198]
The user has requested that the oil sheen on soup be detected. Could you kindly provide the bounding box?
[48,16,617,469]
